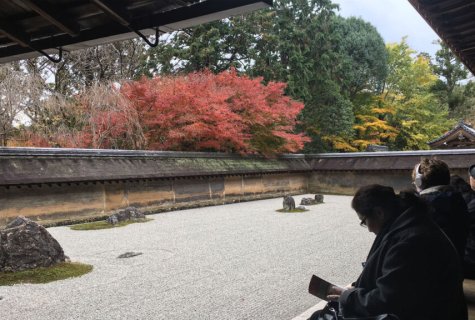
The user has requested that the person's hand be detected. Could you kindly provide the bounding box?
[344,283,354,289]
[326,285,346,301]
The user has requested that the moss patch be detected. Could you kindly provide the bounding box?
[0,262,93,286]
[276,208,308,213]
[70,218,152,231]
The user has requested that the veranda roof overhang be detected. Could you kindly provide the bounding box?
[409,0,475,76]
[0,0,272,63]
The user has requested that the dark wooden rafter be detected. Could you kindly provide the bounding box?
[408,0,475,76]
[90,0,160,47]
[430,1,475,17]
[0,0,72,61]
[90,0,131,26]
[0,0,273,63]
[461,45,475,53]
[0,23,30,47]
[0,21,63,62]
[12,0,79,36]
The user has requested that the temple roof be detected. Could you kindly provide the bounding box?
[409,0,475,76]
[428,121,475,149]
[0,0,271,63]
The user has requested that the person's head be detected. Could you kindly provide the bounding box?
[412,158,450,191]
[469,165,475,191]
[351,184,401,235]
[450,174,472,194]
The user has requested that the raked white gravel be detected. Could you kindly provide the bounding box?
[0,194,374,320]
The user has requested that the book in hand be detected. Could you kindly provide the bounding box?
[308,274,338,301]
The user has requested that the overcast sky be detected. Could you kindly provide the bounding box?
[332,0,441,57]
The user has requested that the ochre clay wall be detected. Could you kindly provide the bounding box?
[2,148,475,227]
[0,173,308,226]
[308,171,413,195]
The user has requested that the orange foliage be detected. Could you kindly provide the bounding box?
[121,69,308,154]
[25,70,307,155]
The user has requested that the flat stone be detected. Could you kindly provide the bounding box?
[300,198,317,205]
[117,252,143,259]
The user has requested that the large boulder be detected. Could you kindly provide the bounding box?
[0,216,67,272]
[315,194,324,203]
[106,206,146,225]
[283,196,296,211]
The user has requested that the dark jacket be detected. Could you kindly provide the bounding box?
[339,206,467,320]
[465,198,475,277]
[419,185,469,260]
[461,189,475,205]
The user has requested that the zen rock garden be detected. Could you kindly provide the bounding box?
[0,216,67,272]
[1,197,322,281]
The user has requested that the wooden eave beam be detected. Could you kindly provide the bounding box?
[429,2,475,18]
[420,0,474,12]
[12,0,79,36]
[459,45,475,53]
[0,21,62,62]
[90,0,131,26]
[90,0,161,47]
[444,24,475,38]
[443,18,475,35]
[0,23,29,47]
[408,0,475,75]
[0,0,273,62]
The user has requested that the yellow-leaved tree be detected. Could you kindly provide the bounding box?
[334,38,453,151]
[384,40,453,150]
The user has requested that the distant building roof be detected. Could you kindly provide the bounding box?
[428,121,475,149]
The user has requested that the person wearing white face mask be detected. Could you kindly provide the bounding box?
[411,158,469,262]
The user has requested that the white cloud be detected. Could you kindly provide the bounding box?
[333,0,440,56]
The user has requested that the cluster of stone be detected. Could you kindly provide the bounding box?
[106,207,146,225]
[0,216,67,272]
[300,194,324,205]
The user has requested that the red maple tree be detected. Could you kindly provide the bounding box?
[25,70,308,155]
[121,69,308,155]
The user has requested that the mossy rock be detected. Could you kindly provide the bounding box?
[0,262,93,286]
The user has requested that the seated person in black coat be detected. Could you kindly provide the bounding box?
[465,165,475,279]
[412,158,469,261]
[450,174,475,204]
[322,185,467,320]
